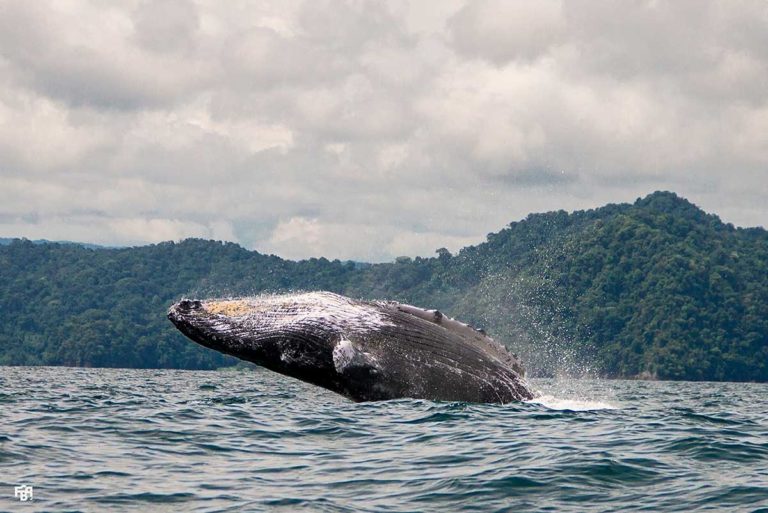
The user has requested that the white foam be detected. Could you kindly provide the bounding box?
[526,394,618,411]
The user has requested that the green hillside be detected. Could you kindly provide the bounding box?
[1,191,766,381]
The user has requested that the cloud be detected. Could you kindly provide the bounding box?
[264,216,480,262]
[109,217,236,244]
[0,0,766,261]
[448,0,566,64]
[0,1,209,110]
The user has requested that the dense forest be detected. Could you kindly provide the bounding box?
[1,191,766,382]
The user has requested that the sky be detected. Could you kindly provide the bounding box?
[0,0,766,262]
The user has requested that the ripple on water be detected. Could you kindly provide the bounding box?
[1,368,767,513]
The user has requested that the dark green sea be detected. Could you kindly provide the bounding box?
[1,367,766,512]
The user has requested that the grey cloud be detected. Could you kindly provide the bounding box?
[563,2,768,106]
[0,0,766,262]
[223,27,345,90]
[0,0,210,110]
[132,0,201,54]
[448,0,565,64]
[298,0,409,52]
[0,212,39,224]
[493,169,578,187]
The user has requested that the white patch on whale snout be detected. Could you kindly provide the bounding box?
[332,337,379,374]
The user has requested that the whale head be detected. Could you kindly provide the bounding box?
[167,292,392,395]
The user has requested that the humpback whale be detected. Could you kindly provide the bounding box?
[168,291,533,403]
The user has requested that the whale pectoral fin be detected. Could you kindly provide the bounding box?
[332,336,398,402]
[332,337,381,378]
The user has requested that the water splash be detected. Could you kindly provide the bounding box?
[450,261,600,381]
[527,378,619,411]
[526,394,617,411]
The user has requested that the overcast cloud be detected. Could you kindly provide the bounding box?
[0,0,766,261]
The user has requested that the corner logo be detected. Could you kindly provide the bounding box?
[14,485,33,502]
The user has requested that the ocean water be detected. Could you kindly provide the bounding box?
[1,367,767,513]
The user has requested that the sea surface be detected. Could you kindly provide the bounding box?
[0,367,767,513]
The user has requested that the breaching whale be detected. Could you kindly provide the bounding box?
[168,291,533,403]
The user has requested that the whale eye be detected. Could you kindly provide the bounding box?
[178,299,202,311]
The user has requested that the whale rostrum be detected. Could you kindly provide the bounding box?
[168,291,534,403]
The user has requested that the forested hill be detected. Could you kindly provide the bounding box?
[1,191,767,382]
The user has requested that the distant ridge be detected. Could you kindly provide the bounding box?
[1,191,766,382]
[0,238,107,250]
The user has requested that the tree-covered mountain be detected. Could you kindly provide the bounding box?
[1,191,766,382]
[0,238,105,249]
